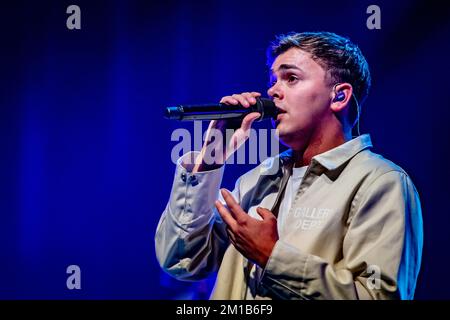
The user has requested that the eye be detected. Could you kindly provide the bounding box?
[287,74,299,83]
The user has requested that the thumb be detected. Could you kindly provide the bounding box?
[256,207,275,220]
[241,112,261,131]
[226,111,261,154]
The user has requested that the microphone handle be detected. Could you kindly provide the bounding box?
[164,98,277,121]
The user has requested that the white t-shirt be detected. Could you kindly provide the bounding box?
[277,165,308,235]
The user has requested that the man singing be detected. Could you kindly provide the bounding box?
[155,32,423,299]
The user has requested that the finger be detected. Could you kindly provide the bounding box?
[220,189,247,222]
[228,112,260,151]
[250,91,261,98]
[231,94,250,108]
[241,92,257,105]
[226,227,237,244]
[256,207,275,220]
[220,96,239,105]
[241,112,261,131]
[215,200,238,230]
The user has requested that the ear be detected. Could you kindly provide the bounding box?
[330,83,353,113]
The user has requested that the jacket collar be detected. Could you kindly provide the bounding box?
[312,134,373,170]
[278,134,373,172]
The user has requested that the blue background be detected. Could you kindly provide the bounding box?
[1,0,449,299]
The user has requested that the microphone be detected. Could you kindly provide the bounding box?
[164,97,278,121]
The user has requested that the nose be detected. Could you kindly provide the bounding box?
[267,83,283,100]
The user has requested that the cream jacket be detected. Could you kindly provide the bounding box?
[155,134,423,299]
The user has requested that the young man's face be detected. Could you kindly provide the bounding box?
[268,47,333,149]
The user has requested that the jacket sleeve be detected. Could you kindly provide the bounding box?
[260,170,423,299]
[155,152,239,281]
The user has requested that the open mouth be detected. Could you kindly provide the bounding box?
[276,106,287,114]
[275,107,287,120]
[272,109,286,127]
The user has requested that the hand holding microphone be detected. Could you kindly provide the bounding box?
[167,92,273,173]
[164,94,277,121]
